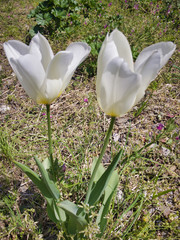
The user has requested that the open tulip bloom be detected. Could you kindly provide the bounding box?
[96,29,176,117]
[3,30,176,237]
[3,32,91,105]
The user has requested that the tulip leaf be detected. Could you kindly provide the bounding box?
[34,156,60,200]
[88,149,123,206]
[58,200,88,234]
[96,170,119,235]
[91,157,105,182]
[42,157,51,170]
[46,198,66,223]
[14,161,52,198]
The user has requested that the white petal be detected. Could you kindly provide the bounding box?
[44,51,73,103]
[66,42,91,66]
[61,42,91,92]
[135,50,161,99]
[111,29,134,71]
[97,34,119,96]
[97,57,141,116]
[134,41,176,104]
[29,32,54,71]
[44,42,90,103]
[10,54,45,103]
[135,41,176,72]
[3,40,29,62]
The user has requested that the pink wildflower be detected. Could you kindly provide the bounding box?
[134,4,139,10]
[157,123,164,130]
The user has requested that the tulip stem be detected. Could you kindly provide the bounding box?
[46,104,54,176]
[85,116,116,204]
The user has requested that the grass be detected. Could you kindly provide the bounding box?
[0,0,179,239]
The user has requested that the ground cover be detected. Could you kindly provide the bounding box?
[0,0,179,239]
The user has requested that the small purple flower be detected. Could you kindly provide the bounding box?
[125,0,127,3]
[108,2,112,7]
[62,164,66,172]
[134,4,139,10]
[84,98,88,103]
[157,123,164,130]
[42,112,52,118]
[149,132,153,137]
[167,8,171,14]
[84,21,87,25]
[99,14,101,17]
[104,24,108,28]
[67,13,70,17]
[175,136,179,140]
[150,1,153,5]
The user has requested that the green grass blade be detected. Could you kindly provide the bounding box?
[122,194,144,238]
[152,189,175,199]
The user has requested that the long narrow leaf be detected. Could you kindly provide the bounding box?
[119,192,142,220]
[122,194,144,238]
[14,161,52,198]
[91,157,105,182]
[34,156,60,200]
[97,170,119,235]
[152,189,175,199]
[88,149,123,206]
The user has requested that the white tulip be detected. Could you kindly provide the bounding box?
[97,29,176,117]
[3,33,91,104]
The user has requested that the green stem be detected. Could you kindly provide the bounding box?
[46,104,54,170]
[85,116,116,204]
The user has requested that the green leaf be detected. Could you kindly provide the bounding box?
[58,200,87,234]
[46,199,59,223]
[91,157,105,182]
[152,189,175,199]
[36,13,48,26]
[53,0,60,5]
[46,198,66,223]
[42,157,51,170]
[122,194,144,238]
[88,149,123,206]
[34,156,60,200]
[96,170,119,235]
[14,161,52,198]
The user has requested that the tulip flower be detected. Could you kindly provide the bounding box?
[3,33,91,104]
[97,29,176,117]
